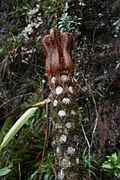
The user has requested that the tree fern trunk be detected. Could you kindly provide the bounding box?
[42,28,81,179]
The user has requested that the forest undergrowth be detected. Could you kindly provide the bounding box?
[0,0,120,179]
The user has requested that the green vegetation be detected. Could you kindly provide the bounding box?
[58,13,81,33]
[43,0,66,14]
[0,107,38,151]
[78,106,89,124]
[82,148,99,179]
[30,153,55,180]
[0,0,119,179]
[102,151,120,179]
[0,98,49,151]
[0,167,12,177]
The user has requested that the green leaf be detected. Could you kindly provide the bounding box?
[116,164,120,169]
[49,175,54,180]
[0,107,38,151]
[114,169,120,179]
[0,167,11,177]
[43,173,50,180]
[102,151,120,178]
[0,98,50,151]
[102,163,113,170]
[111,153,118,163]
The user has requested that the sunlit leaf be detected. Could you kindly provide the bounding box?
[0,167,11,176]
[0,98,50,151]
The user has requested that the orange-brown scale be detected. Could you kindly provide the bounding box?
[50,29,66,77]
[42,28,75,88]
[42,35,53,78]
[42,33,60,86]
[61,32,74,77]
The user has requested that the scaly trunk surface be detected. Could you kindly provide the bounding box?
[42,28,81,180]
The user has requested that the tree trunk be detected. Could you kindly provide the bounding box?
[42,29,82,179]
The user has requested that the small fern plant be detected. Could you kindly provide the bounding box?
[58,13,81,33]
